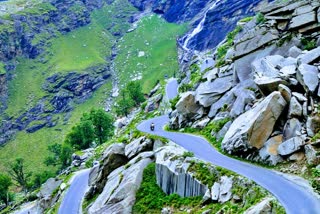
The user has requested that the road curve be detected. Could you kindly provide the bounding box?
[137,79,320,214]
[59,169,90,214]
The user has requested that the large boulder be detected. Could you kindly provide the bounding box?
[288,96,302,118]
[305,144,319,165]
[222,92,287,154]
[259,135,284,165]
[306,115,320,137]
[155,143,208,197]
[244,198,273,214]
[277,137,305,156]
[176,92,202,117]
[289,10,317,29]
[145,93,163,112]
[195,76,234,107]
[298,46,320,65]
[88,143,129,195]
[38,178,62,210]
[125,136,153,159]
[88,153,153,214]
[283,118,302,140]
[296,64,319,93]
[218,176,233,203]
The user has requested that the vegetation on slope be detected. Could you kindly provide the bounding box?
[115,15,187,92]
[0,0,185,177]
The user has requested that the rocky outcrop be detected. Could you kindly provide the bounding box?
[129,0,272,51]
[244,198,273,214]
[222,92,287,154]
[125,136,153,159]
[38,178,62,210]
[87,143,129,197]
[88,153,153,214]
[155,143,208,197]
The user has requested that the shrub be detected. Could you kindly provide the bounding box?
[170,96,180,110]
[256,13,266,24]
[301,37,316,51]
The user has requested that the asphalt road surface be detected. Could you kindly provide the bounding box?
[59,169,90,214]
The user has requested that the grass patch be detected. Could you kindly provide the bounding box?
[216,25,242,66]
[115,15,187,92]
[133,163,202,213]
[0,81,112,174]
[0,62,5,75]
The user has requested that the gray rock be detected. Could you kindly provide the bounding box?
[230,89,255,117]
[244,197,272,214]
[259,135,284,165]
[211,182,220,201]
[208,90,235,118]
[156,144,208,197]
[283,118,302,140]
[161,207,173,214]
[88,143,128,194]
[290,11,316,29]
[202,189,212,202]
[305,144,319,165]
[222,92,287,153]
[297,64,319,93]
[153,139,165,151]
[215,121,232,140]
[289,152,305,161]
[255,77,286,96]
[292,92,307,102]
[298,46,320,64]
[279,65,296,78]
[252,57,279,79]
[306,115,320,137]
[278,84,291,103]
[192,117,210,129]
[115,117,128,129]
[234,27,279,58]
[289,46,302,58]
[195,76,234,107]
[88,157,152,214]
[176,92,201,117]
[145,93,163,112]
[277,137,305,156]
[218,176,233,203]
[39,178,62,200]
[125,136,153,159]
[203,68,218,82]
[288,96,302,118]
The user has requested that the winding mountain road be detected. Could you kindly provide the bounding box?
[59,169,90,214]
[137,79,320,214]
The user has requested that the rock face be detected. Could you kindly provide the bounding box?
[38,178,62,210]
[88,153,153,214]
[195,76,234,107]
[222,92,287,154]
[129,0,272,51]
[244,198,273,214]
[296,64,319,93]
[277,137,305,156]
[259,135,283,165]
[176,92,202,118]
[125,136,153,159]
[87,143,129,197]
[155,144,208,197]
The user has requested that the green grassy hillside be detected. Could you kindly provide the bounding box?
[115,15,187,92]
[0,0,186,174]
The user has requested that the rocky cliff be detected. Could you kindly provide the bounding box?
[84,136,281,213]
[129,0,273,51]
[170,0,320,167]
